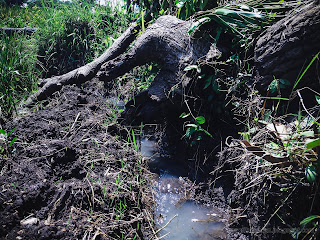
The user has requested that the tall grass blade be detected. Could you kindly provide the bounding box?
[293,51,320,90]
[132,130,137,151]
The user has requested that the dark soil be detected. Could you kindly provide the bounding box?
[2,67,314,240]
[218,133,320,240]
[0,80,155,240]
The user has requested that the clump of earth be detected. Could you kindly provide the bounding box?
[0,80,156,239]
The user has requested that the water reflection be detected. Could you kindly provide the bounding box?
[140,135,228,240]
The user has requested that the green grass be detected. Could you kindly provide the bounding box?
[0,33,40,118]
[0,0,129,119]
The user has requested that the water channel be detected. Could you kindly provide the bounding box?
[139,135,228,239]
[109,98,229,239]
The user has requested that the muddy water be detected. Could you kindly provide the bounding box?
[107,98,228,239]
[140,137,228,240]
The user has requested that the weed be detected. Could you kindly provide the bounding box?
[132,129,138,151]
[0,33,40,118]
[55,176,63,185]
[180,112,212,146]
[0,128,17,158]
[0,0,130,117]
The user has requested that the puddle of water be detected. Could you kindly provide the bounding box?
[155,174,227,240]
[139,135,228,240]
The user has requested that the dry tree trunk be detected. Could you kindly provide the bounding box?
[254,2,320,92]
[24,21,143,106]
[25,15,213,109]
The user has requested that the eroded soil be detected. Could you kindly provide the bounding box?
[0,78,253,240]
[0,80,155,239]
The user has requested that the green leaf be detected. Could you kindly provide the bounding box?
[291,228,301,239]
[186,126,196,137]
[201,129,212,137]
[294,51,320,90]
[268,78,279,93]
[9,136,17,146]
[213,7,265,25]
[0,129,6,135]
[212,80,220,92]
[316,95,320,105]
[204,76,212,89]
[198,74,206,79]
[176,0,185,8]
[306,139,320,150]
[179,112,190,118]
[300,215,320,226]
[195,116,206,125]
[6,128,15,137]
[258,96,289,101]
[132,130,137,151]
[305,165,317,183]
[186,124,198,128]
[279,78,291,86]
[188,17,211,34]
[141,10,145,32]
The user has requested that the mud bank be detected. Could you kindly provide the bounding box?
[0,81,154,239]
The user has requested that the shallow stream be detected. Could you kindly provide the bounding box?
[140,136,228,239]
[107,98,229,239]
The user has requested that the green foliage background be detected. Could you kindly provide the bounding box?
[0,0,129,119]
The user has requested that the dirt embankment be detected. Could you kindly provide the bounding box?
[0,81,155,240]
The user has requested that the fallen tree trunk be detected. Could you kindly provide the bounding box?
[25,15,216,112]
[24,20,144,106]
[254,2,320,92]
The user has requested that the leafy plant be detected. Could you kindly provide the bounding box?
[189,4,268,40]
[268,77,291,94]
[180,113,212,146]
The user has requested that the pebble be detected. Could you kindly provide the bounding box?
[20,217,39,226]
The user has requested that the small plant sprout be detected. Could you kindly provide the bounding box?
[0,128,17,155]
[180,112,212,146]
[132,129,138,151]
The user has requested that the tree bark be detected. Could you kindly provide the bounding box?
[24,21,141,106]
[254,2,320,92]
[96,15,211,102]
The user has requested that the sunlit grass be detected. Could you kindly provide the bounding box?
[0,33,40,118]
[0,0,129,118]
